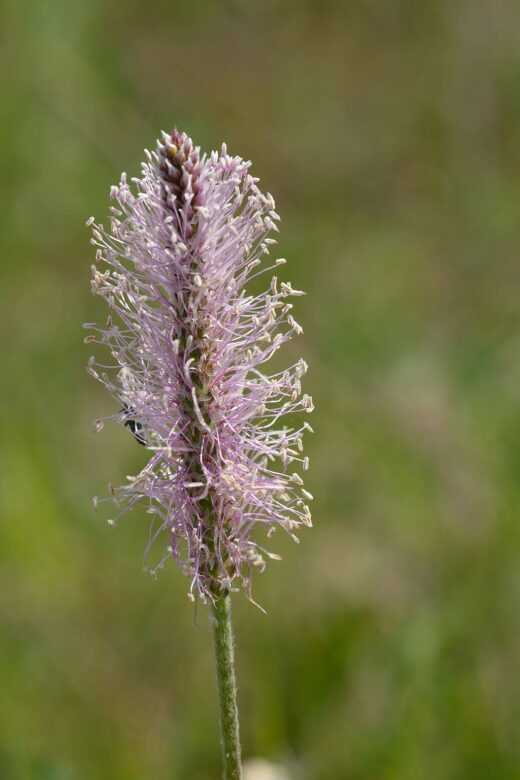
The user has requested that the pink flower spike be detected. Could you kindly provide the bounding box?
[86,128,312,603]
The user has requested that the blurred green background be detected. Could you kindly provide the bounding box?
[1,0,520,778]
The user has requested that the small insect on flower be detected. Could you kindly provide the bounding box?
[121,403,146,446]
[85,128,313,604]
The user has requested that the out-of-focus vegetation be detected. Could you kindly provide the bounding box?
[1,1,520,777]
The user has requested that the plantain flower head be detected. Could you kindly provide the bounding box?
[85,128,313,603]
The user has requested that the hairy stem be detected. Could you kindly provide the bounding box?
[209,592,242,779]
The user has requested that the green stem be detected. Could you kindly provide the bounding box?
[209,592,242,780]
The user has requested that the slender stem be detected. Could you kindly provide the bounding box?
[209,592,242,779]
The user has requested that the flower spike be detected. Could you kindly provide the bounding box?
[86,128,312,603]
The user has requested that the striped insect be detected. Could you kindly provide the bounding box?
[121,403,146,446]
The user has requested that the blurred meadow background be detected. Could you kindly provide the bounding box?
[1,0,520,778]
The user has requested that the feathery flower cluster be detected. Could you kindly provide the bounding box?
[85,128,313,603]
